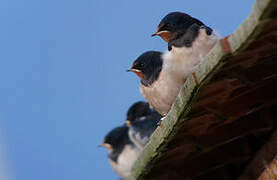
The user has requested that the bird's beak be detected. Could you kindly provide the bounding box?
[151,32,158,37]
[98,143,104,148]
[99,143,113,152]
[98,142,109,148]
[151,30,167,37]
[125,120,131,127]
[152,26,163,37]
[126,68,141,73]
[127,68,144,79]
[151,30,173,43]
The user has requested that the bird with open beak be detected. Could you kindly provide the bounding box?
[127,51,188,116]
[125,101,162,150]
[100,126,140,179]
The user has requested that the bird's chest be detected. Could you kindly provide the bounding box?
[109,145,139,178]
[140,69,184,115]
[171,29,218,73]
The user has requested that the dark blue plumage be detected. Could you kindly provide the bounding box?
[126,102,162,149]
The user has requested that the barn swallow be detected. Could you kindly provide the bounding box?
[152,13,219,83]
[152,12,217,51]
[100,125,140,179]
[127,51,187,115]
[125,101,162,149]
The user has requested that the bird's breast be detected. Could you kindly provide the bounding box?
[140,69,185,115]
[169,28,219,75]
[109,144,140,179]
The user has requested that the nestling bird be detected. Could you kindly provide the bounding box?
[125,101,162,149]
[100,125,140,179]
[152,12,219,82]
[127,51,186,115]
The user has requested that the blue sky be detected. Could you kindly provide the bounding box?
[0,0,255,179]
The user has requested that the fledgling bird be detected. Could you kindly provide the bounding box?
[152,12,219,82]
[100,125,140,179]
[127,51,185,115]
[125,101,162,149]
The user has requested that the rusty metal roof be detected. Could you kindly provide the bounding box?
[129,0,277,179]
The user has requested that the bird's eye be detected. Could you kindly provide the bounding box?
[140,63,144,67]
[160,23,171,31]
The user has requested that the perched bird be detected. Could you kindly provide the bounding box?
[100,125,140,179]
[127,51,185,115]
[152,12,219,83]
[125,101,162,149]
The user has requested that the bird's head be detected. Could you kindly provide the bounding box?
[152,12,204,42]
[125,101,152,126]
[100,126,129,153]
[127,51,163,87]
